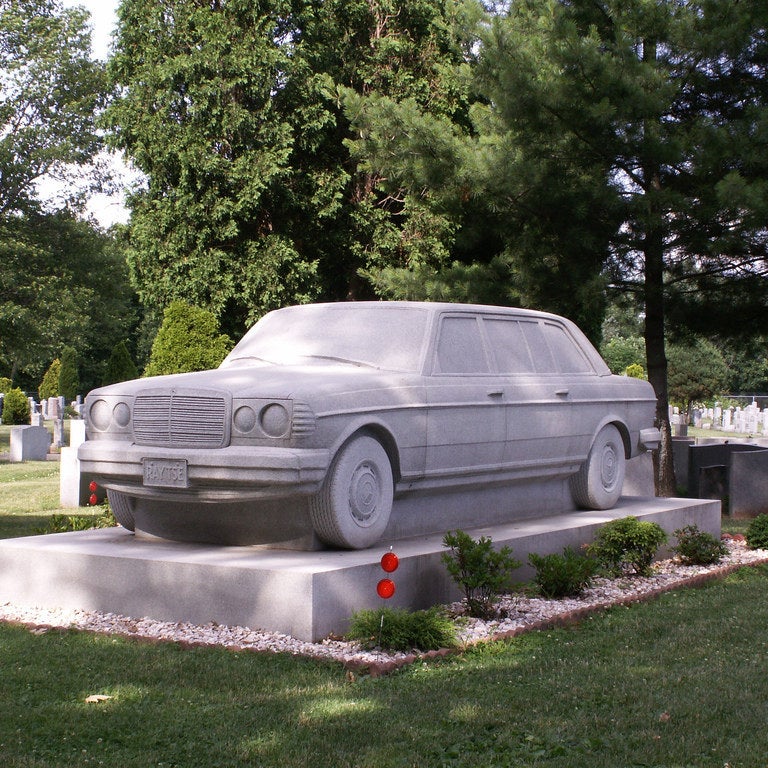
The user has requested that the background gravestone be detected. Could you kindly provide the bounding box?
[10,426,51,462]
[730,449,768,517]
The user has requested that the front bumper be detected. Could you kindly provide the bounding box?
[78,440,331,502]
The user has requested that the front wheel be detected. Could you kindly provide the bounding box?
[107,489,136,531]
[309,434,394,549]
[570,424,626,510]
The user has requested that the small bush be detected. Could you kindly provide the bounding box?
[587,516,667,576]
[745,515,768,550]
[144,301,232,376]
[441,529,521,618]
[2,387,30,425]
[672,525,727,565]
[35,504,117,535]
[347,607,457,652]
[529,547,598,598]
[0,377,12,394]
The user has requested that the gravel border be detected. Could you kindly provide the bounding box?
[2,538,766,676]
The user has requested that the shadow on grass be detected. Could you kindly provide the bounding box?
[0,515,57,540]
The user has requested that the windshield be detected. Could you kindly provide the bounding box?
[221,304,430,373]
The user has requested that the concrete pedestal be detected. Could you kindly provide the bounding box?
[0,496,719,642]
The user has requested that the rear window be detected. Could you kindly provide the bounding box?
[543,323,594,374]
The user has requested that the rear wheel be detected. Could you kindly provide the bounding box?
[570,424,626,510]
[107,489,136,531]
[309,434,394,549]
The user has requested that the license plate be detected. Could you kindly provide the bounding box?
[142,458,188,488]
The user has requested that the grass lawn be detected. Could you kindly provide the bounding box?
[1,446,766,766]
[2,567,768,767]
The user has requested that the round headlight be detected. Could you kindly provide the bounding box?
[113,402,131,427]
[234,405,257,433]
[260,403,290,438]
[90,399,112,430]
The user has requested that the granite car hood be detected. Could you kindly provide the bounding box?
[88,362,415,402]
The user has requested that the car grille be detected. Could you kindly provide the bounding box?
[133,393,228,448]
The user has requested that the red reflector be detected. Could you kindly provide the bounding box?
[376,578,396,599]
[380,551,399,573]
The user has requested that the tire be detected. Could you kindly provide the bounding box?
[309,434,394,549]
[570,424,626,510]
[107,489,136,532]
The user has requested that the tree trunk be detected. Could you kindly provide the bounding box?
[644,222,676,497]
[640,35,676,498]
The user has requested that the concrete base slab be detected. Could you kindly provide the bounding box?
[0,496,720,642]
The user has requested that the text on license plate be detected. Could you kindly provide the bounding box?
[142,458,188,488]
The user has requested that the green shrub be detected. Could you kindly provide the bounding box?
[745,515,768,550]
[528,547,598,598]
[103,340,139,385]
[441,529,521,618]
[144,301,232,376]
[58,346,80,401]
[587,516,667,576]
[2,387,30,425]
[347,607,457,652]
[0,377,12,394]
[672,525,727,565]
[39,359,61,401]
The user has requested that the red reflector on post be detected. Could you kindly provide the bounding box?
[376,578,396,599]
[380,551,399,573]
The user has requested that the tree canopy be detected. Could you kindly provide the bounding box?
[0,211,138,392]
[0,0,108,216]
[345,0,768,493]
[106,0,482,337]
[0,0,135,395]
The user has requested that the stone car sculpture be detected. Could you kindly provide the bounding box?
[79,302,661,549]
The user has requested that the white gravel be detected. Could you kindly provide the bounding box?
[1,539,766,671]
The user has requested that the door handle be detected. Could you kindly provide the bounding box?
[487,390,503,397]
[555,389,570,397]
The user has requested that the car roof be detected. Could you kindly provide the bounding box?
[285,301,563,320]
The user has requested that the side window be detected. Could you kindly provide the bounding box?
[484,318,535,374]
[544,323,594,373]
[435,316,490,374]
[519,321,557,373]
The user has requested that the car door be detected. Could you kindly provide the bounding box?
[424,313,507,480]
[482,316,571,473]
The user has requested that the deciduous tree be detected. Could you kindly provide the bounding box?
[0,0,108,215]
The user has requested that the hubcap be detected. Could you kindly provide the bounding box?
[600,444,618,489]
[348,461,380,525]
